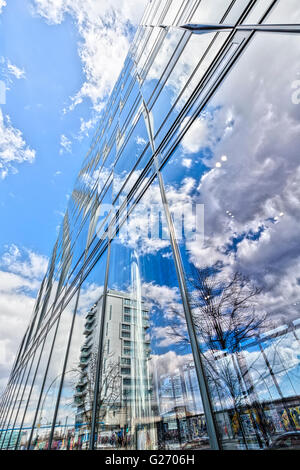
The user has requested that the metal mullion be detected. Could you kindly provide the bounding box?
[134,26,154,67]
[120,93,141,136]
[80,235,108,280]
[0,367,25,441]
[1,369,20,407]
[136,28,168,80]
[178,0,201,25]
[0,370,22,435]
[146,30,192,110]
[151,30,243,160]
[15,272,65,373]
[230,0,258,25]
[0,372,19,426]
[155,163,221,449]
[47,283,82,449]
[136,54,221,446]
[238,23,300,33]
[134,26,158,71]
[111,169,157,242]
[115,107,144,168]
[106,122,118,152]
[89,241,111,449]
[46,237,108,450]
[172,0,190,27]
[13,278,76,380]
[1,367,28,444]
[1,351,36,450]
[139,0,153,27]
[222,0,245,23]
[26,301,66,449]
[0,388,10,428]
[107,156,157,244]
[164,31,255,159]
[121,65,136,102]
[181,22,300,34]
[144,0,162,28]
[112,140,151,208]
[121,75,137,111]
[164,2,279,164]
[80,242,109,290]
[46,226,98,449]
[11,333,47,450]
[156,0,173,26]
[138,28,168,82]
[146,17,234,114]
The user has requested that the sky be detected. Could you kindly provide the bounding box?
[0,0,300,408]
[0,0,148,391]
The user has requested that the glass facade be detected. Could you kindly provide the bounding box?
[1,0,300,450]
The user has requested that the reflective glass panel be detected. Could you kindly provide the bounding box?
[94,178,210,450]
[161,31,300,449]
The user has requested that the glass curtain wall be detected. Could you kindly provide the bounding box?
[1,0,300,451]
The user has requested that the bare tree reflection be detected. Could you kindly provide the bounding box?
[57,351,121,448]
[170,264,275,448]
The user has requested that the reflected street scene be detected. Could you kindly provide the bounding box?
[1,0,300,451]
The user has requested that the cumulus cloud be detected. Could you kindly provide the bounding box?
[180,115,211,154]
[151,325,183,348]
[32,0,148,114]
[0,245,48,393]
[182,158,192,169]
[0,0,6,14]
[7,61,26,80]
[59,133,72,154]
[0,109,36,179]
[142,281,182,316]
[1,244,48,279]
[150,350,193,378]
[162,32,300,332]
[79,115,99,138]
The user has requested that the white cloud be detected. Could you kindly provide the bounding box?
[180,115,210,154]
[0,0,6,14]
[152,325,183,348]
[0,109,36,179]
[59,133,72,154]
[182,158,192,169]
[32,0,148,113]
[136,135,147,146]
[1,244,48,279]
[165,32,300,329]
[7,60,26,80]
[79,115,98,138]
[150,350,194,378]
[142,281,182,315]
[0,245,48,393]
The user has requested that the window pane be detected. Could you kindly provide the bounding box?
[18,324,57,450]
[161,31,300,449]
[264,0,300,23]
[50,248,108,450]
[95,178,210,450]
[27,295,78,450]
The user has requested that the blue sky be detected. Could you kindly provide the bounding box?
[0,0,87,254]
[0,0,147,390]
